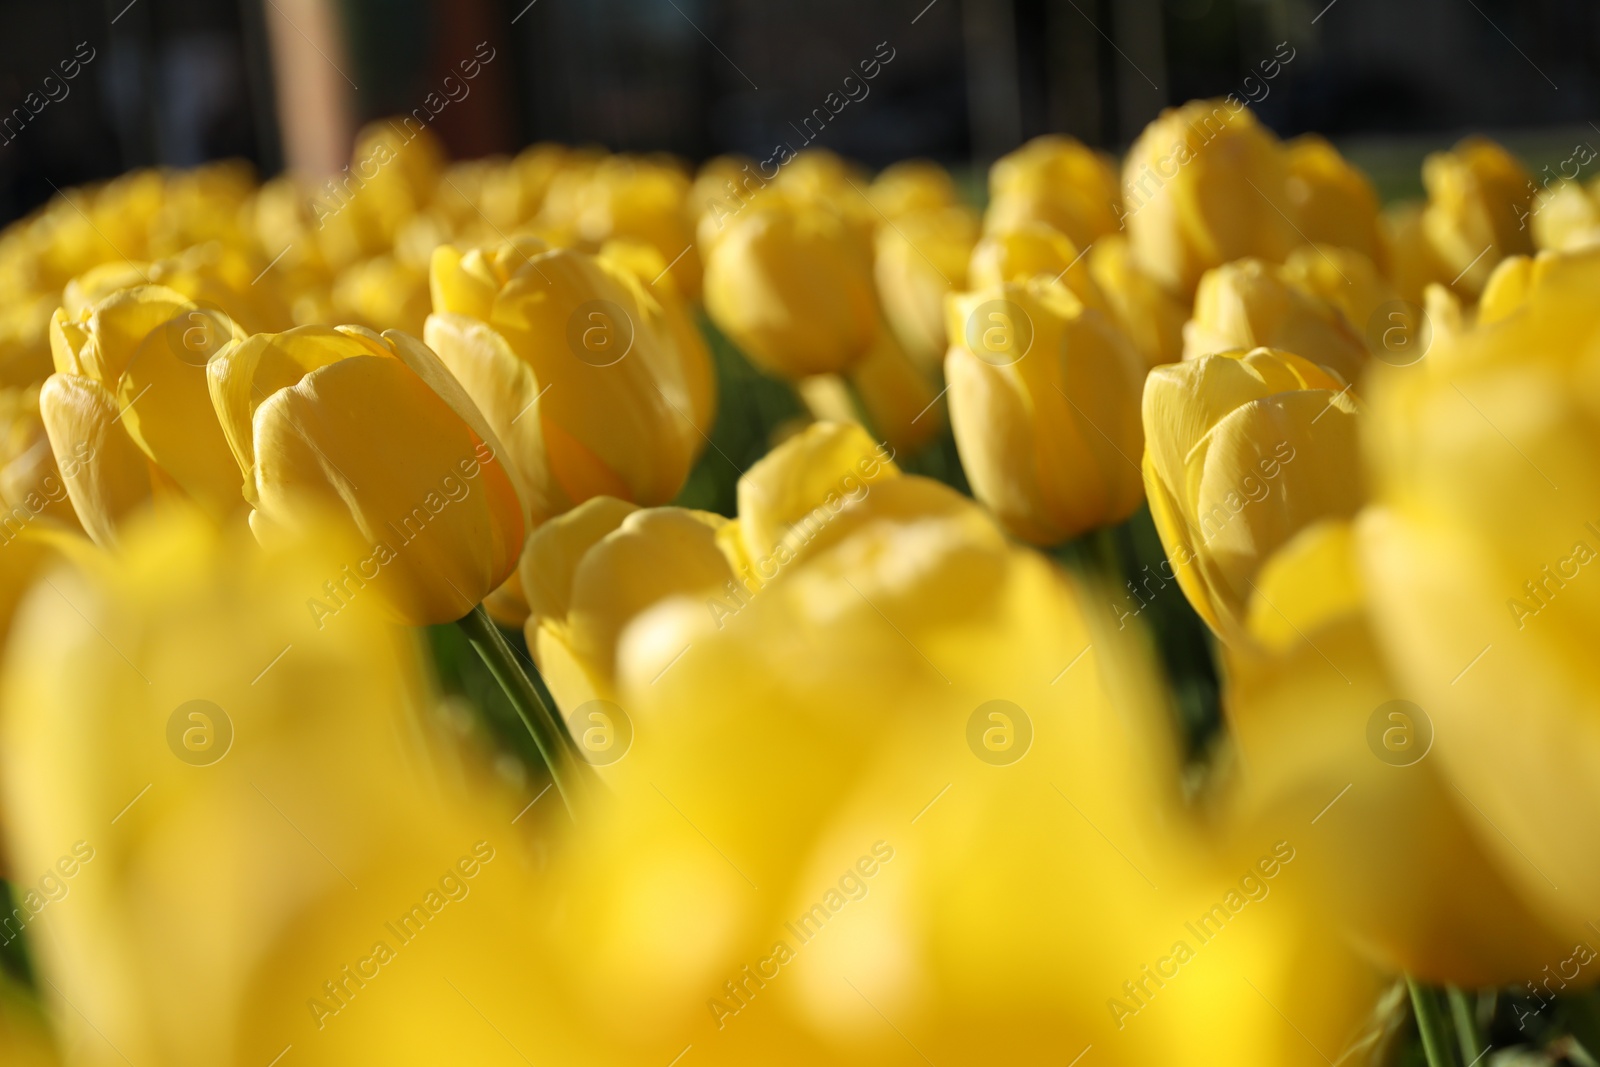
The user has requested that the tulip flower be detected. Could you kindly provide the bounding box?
[983,134,1122,249]
[946,278,1146,545]
[1531,178,1600,253]
[1221,518,1584,984]
[703,196,878,378]
[427,237,709,531]
[42,284,248,541]
[1360,244,1600,933]
[1123,100,1296,296]
[1381,201,1451,305]
[867,159,961,219]
[1087,234,1187,368]
[1143,347,1362,642]
[795,325,946,456]
[331,254,432,336]
[874,204,979,374]
[0,506,548,1065]
[63,242,296,336]
[1283,134,1384,267]
[0,384,81,535]
[966,221,1113,321]
[1421,136,1534,298]
[1280,243,1402,355]
[208,323,525,625]
[1184,258,1369,384]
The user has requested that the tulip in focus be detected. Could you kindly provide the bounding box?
[208,324,525,625]
[1183,258,1369,384]
[946,278,1146,545]
[1142,347,1362,642]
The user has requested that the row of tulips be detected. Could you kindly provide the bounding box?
[0,94,1597,1066]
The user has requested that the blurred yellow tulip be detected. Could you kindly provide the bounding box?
[64,242,295,335]
[1381,201,1451,305]
[1183,258,1369,383]
[1360,244,1600,933]
[967,221,1112,321]
[796,325,946,456]
[331,254,432,335]
[874,205,978,374]
[1421,136,1534,298]
[426,238,708,532]
[704,197,877,378]
[1123,100,1295,295]
[1531,178,1600,253]
[43,284,248,541]
[946,279,1146,545]
[1221,518,1583,985]
[0,505,547,1066]
[983,134,1122,249]
[1142,347,1362,642]
[1283,135,1384,266]
[0,384,81,535]
[208,324,525,625]
[867,158,961,219]
[1280,243,1401,354]
[540,156,702,300]
[1087,234,1187,368]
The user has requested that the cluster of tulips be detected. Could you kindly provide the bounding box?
[1,94,1600,1066]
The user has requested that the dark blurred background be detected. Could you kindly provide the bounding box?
[1,0,1596,223]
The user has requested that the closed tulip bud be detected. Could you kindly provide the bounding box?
[1284,135,1384,267]
[1087,234,1187,368]
[1224,519,1585,984]
[867,158,960,219]
[1143,347,1362,642]
[967,221,1113,321]
[1184,258,1369,384]
[704,197,877,378]
[1360,244,1600,931]
[1531,178,1600,253]
[42,285,248,541]
[874,204,978,374]
[1421,136,1535,298]
[1124,100,1296,296]
[427,239,705,538]
[946,280,1146,544]
[1280,244,1401,351]
[208,324,525,625]
[691,155,770,254]
[983,134,1122,249]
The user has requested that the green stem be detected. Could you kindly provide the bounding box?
[456,605,586,819]
[1409,978,1458,1067]
[1446,987,1483,1066]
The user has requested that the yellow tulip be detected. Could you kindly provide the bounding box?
[1183,258,1369,383]
[703,196,877,378]
[0,292,57,388]
[983,134,1122,249]
[1531,178,1600,252]
[426,238,706,531]
[1359,243,1600,933]
[967,221,1113,321]
[1123,100,1296,296]
[1420,136,1534,298]
[795,325,945,456]
[1087,234,1187,368]
[1221,518,1583,984]
[208,324,525,625]
[1381,201,1451,304]
[0,384,81,535]
[946,279,1146,545]
[867,158,960,219]
[0,505,547,1066]
[65,242,296,336]
[42,284,248,541]
[691,155,771,255]
[1280,243,1401,353]
[540,155,702,300]
[331,254,432,335]
[874,204,978,375]
[1142,347,1362,642]
[1283,134,1384,266]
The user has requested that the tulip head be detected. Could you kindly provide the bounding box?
[1142,347,1362,642]
[1123,100,1295,295]
[0,384,81,534]
[966,221,1112,322]
[208,324,525,625]
[1184,258,1369,384]
[983,134,1122,249]
[867,159,961,219]
[1087,234,1187,368]
[1421,136,1535,298]
[1531,178,1600,253]
[1283,135,1384,267]
[946,279,1146,544]
[874,204,978,374]
[542,155,702,300]
[704,196,878,378]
